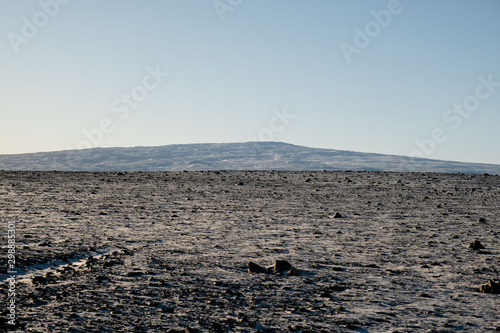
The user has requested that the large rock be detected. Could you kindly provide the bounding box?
[468,240,485,250]
[269,260,302,276]
[248,261,267,274]
[274,260,292,274]
[479,280,500,294]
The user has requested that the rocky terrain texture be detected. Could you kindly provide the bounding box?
[1,171,499,332]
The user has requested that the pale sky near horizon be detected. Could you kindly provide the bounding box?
[1,0,499,164]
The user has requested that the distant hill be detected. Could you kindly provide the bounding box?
[0,142,499,174]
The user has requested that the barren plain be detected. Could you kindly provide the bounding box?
[1,171,499,332]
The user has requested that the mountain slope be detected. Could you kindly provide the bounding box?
[0,142,499,174]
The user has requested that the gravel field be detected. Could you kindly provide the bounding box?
[1,171,499,332]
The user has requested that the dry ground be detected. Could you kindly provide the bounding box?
[1,171,499,332]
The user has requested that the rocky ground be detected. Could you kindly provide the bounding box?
[0,171,499,332]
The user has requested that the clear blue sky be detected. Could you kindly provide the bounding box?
[1,0,499,164]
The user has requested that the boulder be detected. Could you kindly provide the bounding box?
[479,280,500,294]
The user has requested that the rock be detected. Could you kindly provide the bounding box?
[332,212,343,218]
[95,275,108,283]
[32,275,46,285]
[477,217,486,223]
[479,280,500,294]
[126,270,143,277]
[274,260,292,274]
[248,261,267,274]
[262,260,302,276]
[289,266,302,276]
[468,240,485,250]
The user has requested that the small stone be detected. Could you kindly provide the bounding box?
[32,276,45,285]
[468,240,485,250]
[332,212,343,218]
[95,275,108,283]
[477,217,486,223]
[344,323,360,329]
[479,280,500,294]
[248,261,267,274]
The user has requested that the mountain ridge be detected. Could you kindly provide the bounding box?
[1,142,499,174]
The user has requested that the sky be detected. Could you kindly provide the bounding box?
[1,0,499,164]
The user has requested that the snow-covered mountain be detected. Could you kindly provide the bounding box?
[1,142,499,174]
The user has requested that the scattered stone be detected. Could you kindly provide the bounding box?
[479,280,500,294]
[248,261,267,274]
[332,212,343,218]
[468,240,485,250]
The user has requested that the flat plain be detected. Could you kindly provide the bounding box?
[1,171,499,332]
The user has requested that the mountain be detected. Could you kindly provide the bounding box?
[0,142,499,174]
